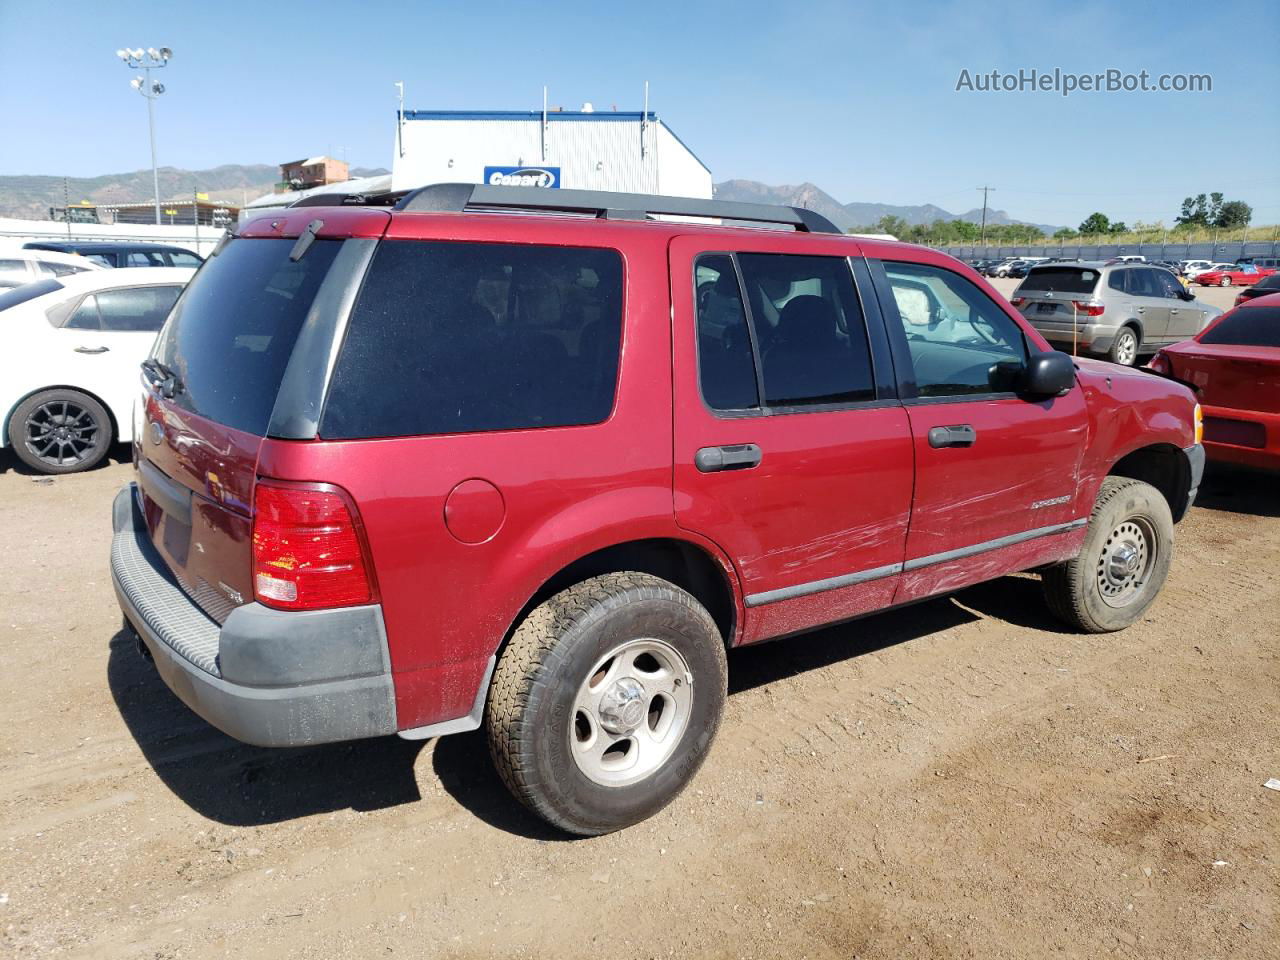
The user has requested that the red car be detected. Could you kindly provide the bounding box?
[111,184,1203,834]
[1195,264,1276,287]
[1149,292,1280,470]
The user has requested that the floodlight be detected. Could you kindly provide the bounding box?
[158,47,172,60]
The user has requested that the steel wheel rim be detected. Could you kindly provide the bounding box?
[1220,277,1230,286]
[23,400,100,466]
[1116,332,1137,365]
[1096,517,1156,608]
[569,637,693,788]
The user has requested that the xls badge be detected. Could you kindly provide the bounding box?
[1030,494,1072,510]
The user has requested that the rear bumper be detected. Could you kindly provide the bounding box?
[1028,321,1115,354]
[1202,406,1280,471]
[110,484,398,747]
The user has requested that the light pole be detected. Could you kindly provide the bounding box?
[116,46,172,225]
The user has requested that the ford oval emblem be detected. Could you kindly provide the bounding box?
[149,421,164,445]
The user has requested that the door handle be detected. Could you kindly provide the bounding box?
[74,345,109,354]
[928,424,977,448]
[695,444,762,473]
[1135,306,1145,313]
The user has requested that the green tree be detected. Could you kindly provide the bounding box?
[1177,194,1209,227]
[1108,221,1128,234]
[1215,200,1252,229]
[1053,227,1078,239]
[1078,212,1111,235]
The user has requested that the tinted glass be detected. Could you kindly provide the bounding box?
[38,261,89,277]
[153,237,341,434]
[169,251,203,267]
[0,278,61,312]
[0,259,29,287]
[1199,307,1280,347]
[1127,269,1160,297]
[126,251,168,267]
[1017,266,1100,295]
[695,255,759,410]
[65,295,101,329]
[1154,270,1183,298]
[322,240,623,439]
[1254,275,1280,290]
[96,285,182,332]
[85,254,114,267]
[1108,270,1128,293]
[736,253,874,406]
[883,261,1028,397]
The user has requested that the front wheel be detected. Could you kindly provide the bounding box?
[1219,276,1231,287]
[485,572,727,835]
[1042,477,1174,633]
[7,389,112,474]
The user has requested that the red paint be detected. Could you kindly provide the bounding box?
[1150,293,1280,470]
[135,212,1201,732]
[1195,266,1275,287]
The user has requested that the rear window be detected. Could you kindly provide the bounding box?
[1199,307,1280,347]
[1016,266,1100,295]
[321,240,623,439]
[152,237,342,434]
[0,278,62,311]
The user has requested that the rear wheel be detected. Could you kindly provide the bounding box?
[485,572,727,835]
[1108,326,1140,366]
[7,389,112,474]
[1042,477,1174,632]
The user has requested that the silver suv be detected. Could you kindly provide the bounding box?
[1011,261,1222,366]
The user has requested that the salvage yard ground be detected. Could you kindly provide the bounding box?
[1,276,1275,959]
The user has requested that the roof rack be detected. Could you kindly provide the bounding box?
[386,183,843,234]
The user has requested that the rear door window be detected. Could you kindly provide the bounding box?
[96,286,182,331]
[695,255,759,411]
[152,237,342,435]
[126,251,168,267]
[321,240,623,439]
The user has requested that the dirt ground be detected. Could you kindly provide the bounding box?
[1,440,1277,959]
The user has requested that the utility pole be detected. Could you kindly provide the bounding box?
[64,177,72,239]
[977,185,994,246]
[117,47,172,224]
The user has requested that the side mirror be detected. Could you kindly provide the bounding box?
[1178,288,1196,301]
[1021,351,1075,398]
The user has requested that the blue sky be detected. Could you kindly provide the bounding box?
[1,0,1277,227]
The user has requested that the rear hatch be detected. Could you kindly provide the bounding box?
[1012,265,1104,328]
[135,210,387,622]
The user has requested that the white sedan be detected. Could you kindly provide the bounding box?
[0,249,107,289]
[0,267,194,473]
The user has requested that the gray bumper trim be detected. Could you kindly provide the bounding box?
[1182,442,1205,517]
[111,484,397,747]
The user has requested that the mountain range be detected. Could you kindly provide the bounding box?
[0,163,1062,233]
[713,179,1065,234]
[0,164,389,220]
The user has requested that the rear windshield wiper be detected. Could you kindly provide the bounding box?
[141,358,184,398]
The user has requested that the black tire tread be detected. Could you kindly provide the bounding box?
[1043,476,1152,632]
[485,572,725,835]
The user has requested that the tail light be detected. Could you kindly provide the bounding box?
[252,481,375,611]
[1010,296,1025,307]
[1072,301,1105,317]
[1235,293,1246,305]
[1147,351,1170,375]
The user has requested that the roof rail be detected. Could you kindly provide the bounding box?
[391,182,843,234]
[287,190,406,208]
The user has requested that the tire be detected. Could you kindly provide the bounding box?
[1108,326,1140,366]
[1042,477,1174,633]
[7,389,112,474]
[1219,276,1230,287]
[485,572,728,836]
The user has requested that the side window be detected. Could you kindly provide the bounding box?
[1128,269,1159,298]
[882,261,1028,397]
[65,295,102,329]
[694,255,759,411]
[169,252,202,267]
[0,259,30,287]
[1154,271,1182,298]
[126,251,166,267]
[85,254,114,268]
[736,254,875,407]
[1108,270,1128,293]
[322,241,623,439]
[95,286,182,332]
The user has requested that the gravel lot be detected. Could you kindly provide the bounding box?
[1,285,1275,958]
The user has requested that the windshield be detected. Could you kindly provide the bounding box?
[1199,307,1280,347]
[0,278,63,312]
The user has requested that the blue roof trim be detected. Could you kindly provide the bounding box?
[403,110,658,122]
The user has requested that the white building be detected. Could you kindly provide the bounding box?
[392,108,712,199]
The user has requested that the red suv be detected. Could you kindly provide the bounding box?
[112,184,1204,835]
